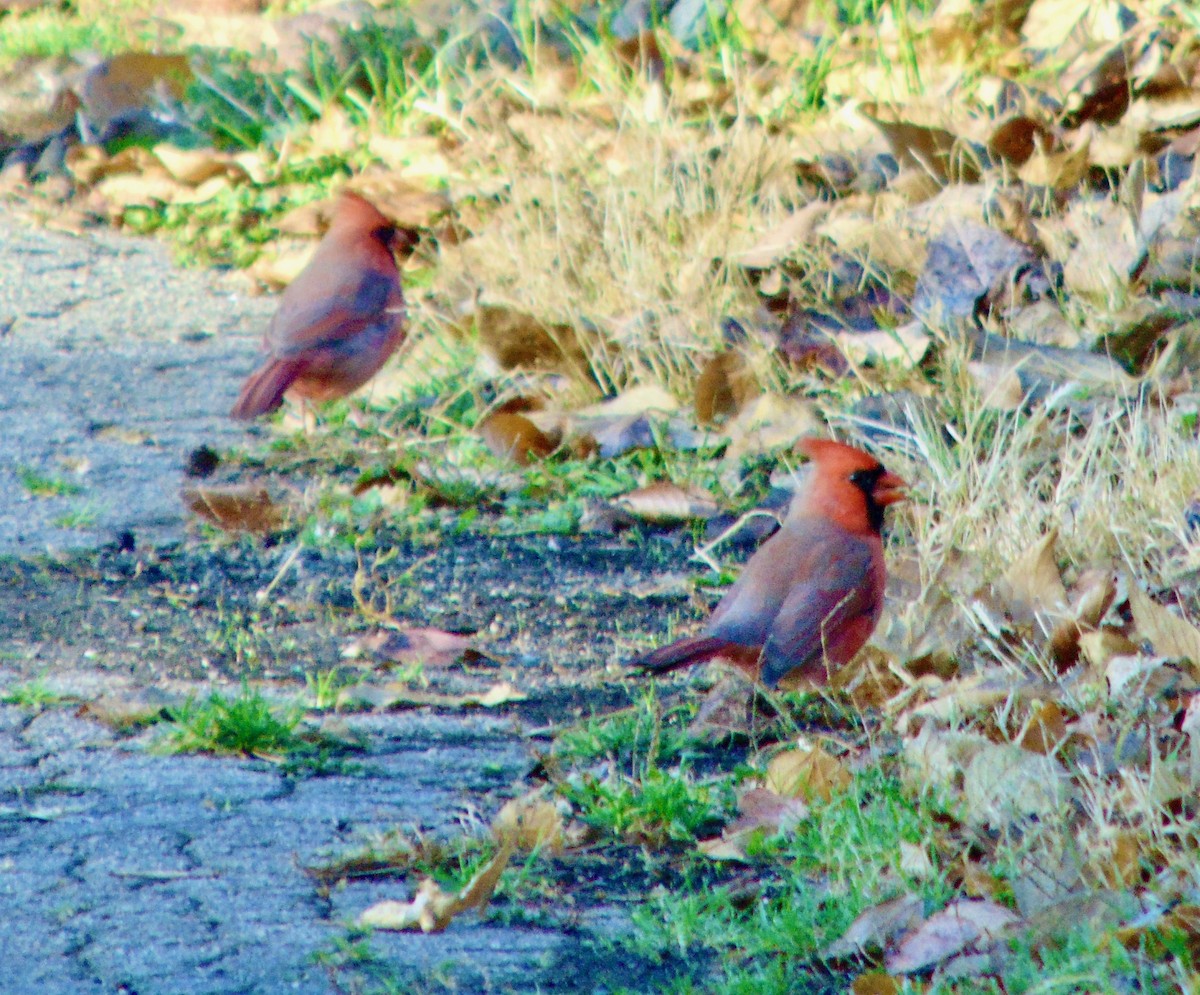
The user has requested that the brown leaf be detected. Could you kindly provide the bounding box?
[465,304,596,382]
[1079,629,1139,671]
[153,148,243,190]
[694,350,758,425]
[730,786,809,835]
[962,742,1068,827]
[181,484,285,534]
[1016,698,1068,754]
[1128,586,1200,670]
[823,894,924,959]
[492,793,564,854]
[686,671,759,740]
[731,201,831,269]
[616,481,719,524]
[478,411,557,466]
[358,834,516,933]
[835,322,931,368]
[765,744,851,802]
[886,899,1020,974]
[80,53,192,133]
[1003,528,1068,612]
[344,628,477,670]
[860,103,979,183]
[1018,130,1090,189]
[1048,568,1117,672]
[723,393,819,460]
[988,116,1056,166]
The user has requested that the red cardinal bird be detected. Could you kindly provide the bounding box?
[633,437,907,687]
[231,192,413,420]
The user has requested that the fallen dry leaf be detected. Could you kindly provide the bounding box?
[616,481,719,524]
[823,893,925,959]
[1128,585,1200,671]
[962,741,1068,827]
[492,792,564,853]
[343,628,478,670]
[886,898,1020,974]
[913,220,1035,321]
[766,743,851,802]
[478,411,558,465]
[181,484,285,534]
[358,834,516,933]
[730,786,809,835]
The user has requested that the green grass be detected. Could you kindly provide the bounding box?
[52,503,101,529]
[554,689,705,768]
[621,768,954,990]
[0,7,141,60]
[159,683,302,756]
[1,678,72,711]
[18,468,82,498]
[564,763,736,848]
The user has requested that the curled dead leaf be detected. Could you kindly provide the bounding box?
[616,481,719,525]
[478,411,558,465]
[358,835,516,933]
[694,350,758,425]
[181,484,285,534]
[493,792,564,853]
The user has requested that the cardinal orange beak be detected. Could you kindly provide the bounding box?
[874,470,908,506]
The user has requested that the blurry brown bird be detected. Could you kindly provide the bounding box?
[231,191,414,420]
[632,437,907,687]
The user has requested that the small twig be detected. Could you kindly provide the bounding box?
[256,543,303,603]
[689,510,782,574]
[110,869,218,881]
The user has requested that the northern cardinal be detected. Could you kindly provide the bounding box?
[632,437,907,687]
[231,192,414,420]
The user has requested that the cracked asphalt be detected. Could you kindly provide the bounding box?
[0,210,671,994]
[0,696,597,994]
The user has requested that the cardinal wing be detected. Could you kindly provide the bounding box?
[757,535,877,687]
[269,262,399,355]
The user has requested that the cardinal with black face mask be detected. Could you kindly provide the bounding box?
[632,437,907,688]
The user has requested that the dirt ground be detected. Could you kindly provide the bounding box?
[0,208,726,994]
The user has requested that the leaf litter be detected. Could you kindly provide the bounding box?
[7,0,1200,990]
